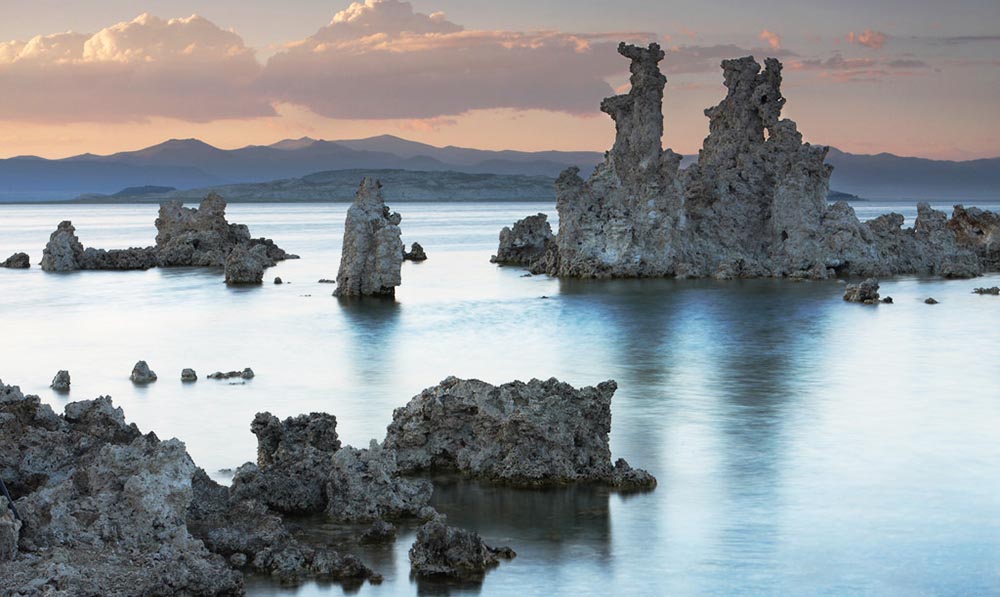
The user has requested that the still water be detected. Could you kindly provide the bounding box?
[0,201,998,596]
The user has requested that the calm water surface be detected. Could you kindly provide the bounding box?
[0,200,998,596]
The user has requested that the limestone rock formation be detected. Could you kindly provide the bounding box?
[490,213,554,266]
[224,245,269,285]
[181,368,198,382]
[50,370,71,392]
[408,520,515,579]
[843,278,881,304]
[40,221,85,272]
[130,360,157,384]
[0,381,242,594]
[325,440,434,523]
[333,178,404,297]
[404,242,428,261]
[1,252,29,268]
[383,376,656,489]
[510,42,999,280]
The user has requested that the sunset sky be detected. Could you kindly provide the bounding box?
[1,0,998,160]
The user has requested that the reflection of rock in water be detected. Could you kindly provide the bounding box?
[429,476,611,560]
[339,299,401,387]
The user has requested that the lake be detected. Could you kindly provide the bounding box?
[1,200,998,596]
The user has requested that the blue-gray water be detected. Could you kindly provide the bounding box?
[1,201,998,596]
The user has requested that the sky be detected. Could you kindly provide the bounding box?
[0,0,998,160]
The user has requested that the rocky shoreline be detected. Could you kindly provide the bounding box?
[0,375,654,595]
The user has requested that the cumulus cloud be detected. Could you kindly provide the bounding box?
[847,29,888,49]
[759,30,781,50]
[0,14,271,122]
[259,0,652,119]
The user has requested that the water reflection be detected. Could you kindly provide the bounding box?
[339,298,402,391]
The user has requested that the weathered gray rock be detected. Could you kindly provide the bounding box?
[189,470,380,586]
[973,286,1000,295]
[40,221,85,271]
[333,178,403,297]
[325,440,434,523]
[519,42,999,281]
[360,519,396,544]
[50,370,70,392]
[231,412,342,513]
[129,360,157,384]
[0,499,19,562]
[403,242,428,262]
[274,276,283,284]
[843,278,881,304]
[207,368,254,380]
[491,213,554,267]
[1,252,29,268]
[0,381,242,594]
[409,520,515,579]
[925,297,939,304]
[224,245,270,285]
[384,376,656,489]
[181,368,198,382]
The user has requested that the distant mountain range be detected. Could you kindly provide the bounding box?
[0,135,997,202]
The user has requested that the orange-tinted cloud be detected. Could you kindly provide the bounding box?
[260,0,652,119]
[847,29,888,49]
[0,14,270,122]
[759,30,781,50]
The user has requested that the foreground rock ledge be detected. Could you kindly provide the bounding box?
[499,42,999,280]
[409,519,515,580]
[384,376,657,490]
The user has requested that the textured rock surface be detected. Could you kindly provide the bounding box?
[50,370,70,392]
[403,242,427,262]
[0,499,19,562]
[40,221,85,271]
[491,213,554,266]
[0,381,242,595]
[208,368,255,380]
[384,376,656,489]
[182,368,198,382]
[520,42,999,280]
[325,440,434,523]
[231,412,342,513]
[130,360,157,384]
[1,252,29,268]
[408,520,515,579]
[333,178,404,297]
[973,286,1000,295]
[843,278,881,304]
[224,245,270,285]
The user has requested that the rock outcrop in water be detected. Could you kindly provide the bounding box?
[0,381,243,595]
[39,193,294,275]
[973,286,999,295]
[403,242,427,262]
[1,252,29,268]
[408,519,515,580]
[333,178,404,297]
[843,278,881,304]
[224,245,269,285]
[383,376,656,490]
[504,42,999,280]
[130,360,157,384]
[49,370,70,392]
[491,213,554,267]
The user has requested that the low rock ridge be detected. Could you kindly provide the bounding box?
[496,42,999,281]
[40,193,296,280]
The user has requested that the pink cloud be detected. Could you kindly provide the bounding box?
[0,14,270,122]
[759,30,781,50]
[847,29,888,49]
[261,0,653,119]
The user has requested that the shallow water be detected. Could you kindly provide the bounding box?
[1,200,999,596]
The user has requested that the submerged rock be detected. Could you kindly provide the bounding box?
[384,376,656,489]
[1,252,29,268]
[490,213,554,267]
[403,242,428,262]
[843,278,881,304]
[333,178,404,297]
[408,520,515,579]
[515,42,999,280]
[360,519,397,544]
[50,370,71,392]
[129,360,157,384]
[207,368,254,380]
[0,381,242,594]
[181,368,198,382]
